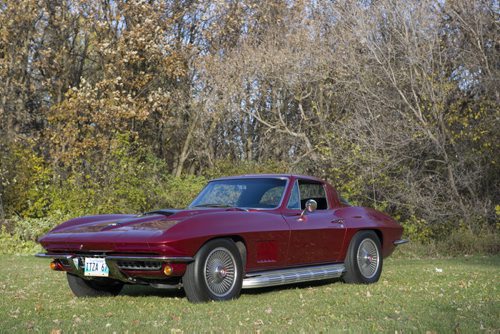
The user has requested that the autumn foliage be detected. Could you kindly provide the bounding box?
[0,0,498,249]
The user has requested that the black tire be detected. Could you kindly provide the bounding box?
[342,230,383,284]
[67,273,124,297]
[183,239,243,303]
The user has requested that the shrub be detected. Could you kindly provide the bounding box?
[159,175,207,208]
[401,215,434,243]
[440,227,499,255]
[9,217,59,241]
[393,226,499,258]
[0,226,42,255]
[0,141,52,218]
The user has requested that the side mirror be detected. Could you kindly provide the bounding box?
[305,199,318,212]
[299,199,317,221]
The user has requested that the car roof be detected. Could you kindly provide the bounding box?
[210,174,325,183]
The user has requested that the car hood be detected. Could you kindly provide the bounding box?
[37,207,265,253]
[46,208,246,234]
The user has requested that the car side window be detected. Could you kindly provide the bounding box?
[286,181,301,209]
[298,181,328,210]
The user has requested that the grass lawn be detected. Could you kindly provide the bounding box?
[0,254,498,333]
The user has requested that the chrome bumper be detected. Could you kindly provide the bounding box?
[35,253,193,282]
[393,239,409,246]
[35,253,194,262]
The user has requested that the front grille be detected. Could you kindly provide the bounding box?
[117,261,162,271]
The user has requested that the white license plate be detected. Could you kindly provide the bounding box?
[84,258,109,277]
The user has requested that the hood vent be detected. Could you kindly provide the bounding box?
[142,209,181,217]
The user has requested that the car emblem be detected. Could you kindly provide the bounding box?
[108,223,118,227]
[79,244,84,250]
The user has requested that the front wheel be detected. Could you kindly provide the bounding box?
[183,239,243,303]
[342,231,383,284]
[67,273,124,297]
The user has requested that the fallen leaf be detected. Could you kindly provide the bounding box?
[254,319,264,326]
[9,308,20,319]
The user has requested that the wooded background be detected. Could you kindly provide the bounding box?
[0,0,498,247]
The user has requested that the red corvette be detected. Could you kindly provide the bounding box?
[36,174,407,302]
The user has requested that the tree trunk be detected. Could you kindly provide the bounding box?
[174,115,198,177]
[0,191,5,220]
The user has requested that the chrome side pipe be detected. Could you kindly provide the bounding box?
[242,263,345,289]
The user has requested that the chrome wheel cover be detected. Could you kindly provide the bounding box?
[356,238,380,279]
[203,247,237,297]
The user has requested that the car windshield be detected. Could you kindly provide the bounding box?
[189,178,287,209]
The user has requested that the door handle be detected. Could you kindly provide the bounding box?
[330,218,345,225]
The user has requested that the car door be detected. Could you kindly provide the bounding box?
[282,179,346,266]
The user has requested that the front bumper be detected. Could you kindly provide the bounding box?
[35,253,194,283]
[393,239,409,246]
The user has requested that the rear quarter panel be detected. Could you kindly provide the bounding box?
[334,206,403,259]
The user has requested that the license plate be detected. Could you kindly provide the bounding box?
[84,258,109,277]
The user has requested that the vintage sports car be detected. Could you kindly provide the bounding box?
[36,174,407,302]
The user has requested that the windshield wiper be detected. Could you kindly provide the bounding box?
[192,203,233,208]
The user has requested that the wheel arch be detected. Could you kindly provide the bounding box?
[372,229,383,248]
[197,235,248,270]
[351,228,383,249]
[343,227,384,259]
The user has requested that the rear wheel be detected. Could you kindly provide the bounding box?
[342,231,382,284]
[66,273,124,297]
[183,239,243,303]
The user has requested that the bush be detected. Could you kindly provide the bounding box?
[0,217,56,254]
[440,227,499,255]
[401,215,434,243]
[393,226,499,258]
[0,141,52,218]
[0,226,42,255]
[158,175,207,208]
[5,143,206,220]
[9,217,59,241]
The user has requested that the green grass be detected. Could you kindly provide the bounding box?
[0,255,498,333]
